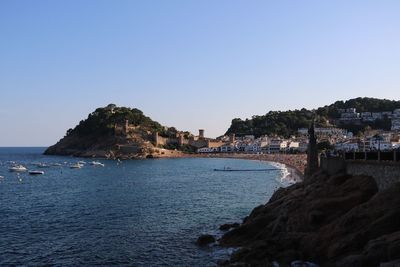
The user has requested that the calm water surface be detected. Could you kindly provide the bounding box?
[0,147,288,266]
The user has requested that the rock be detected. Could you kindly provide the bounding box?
[336,255,368,267]
[291,261,320,267]
[216,259,230,266]
[196,234,215,246]
[219,174,400,266]
[380,260,400,267]
[220,223,240,231]
[275,250,302,265]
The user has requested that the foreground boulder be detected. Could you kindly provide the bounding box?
[196,234,216,246]
[220,171,400,266]
[220,223,240,231]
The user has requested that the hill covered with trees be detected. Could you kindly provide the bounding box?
[225,97,400,137]
[44,104,181,158]
[65,104,165,137]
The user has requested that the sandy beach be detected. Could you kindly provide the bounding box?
[188,153,306,183]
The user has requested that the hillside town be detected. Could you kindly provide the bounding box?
[195,108,400,154]
[339,107,400,130]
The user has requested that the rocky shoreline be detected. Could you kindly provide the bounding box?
[199,169,400,267]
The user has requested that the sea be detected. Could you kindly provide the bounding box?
[0,147,291,266]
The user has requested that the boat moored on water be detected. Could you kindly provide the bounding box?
[90,161,105,167]
[37,163,50,168]
[29,170,44,175]
[70,163,83,169]
[9,165,27,172]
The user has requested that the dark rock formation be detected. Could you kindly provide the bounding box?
[196,234,216,246]
[220,223,240,231]
[219,171,400,266]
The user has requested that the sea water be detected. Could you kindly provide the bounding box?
[0,147,289,266]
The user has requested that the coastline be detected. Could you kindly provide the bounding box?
[45,148,306,182]
[186,153,306,182]
[44,148,307,182]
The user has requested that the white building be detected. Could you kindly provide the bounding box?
[197,147,219,153]
[335,141,359,151]
[286,141,300,152]
[268,139,288,153]
[372,112,383,120]
[220,144,236,153]
[392,109,400,131]
[244,143,261,152]
[339,108,360,122]
[361,112,374,122]
[298,127,347,137]
[369,140,392,151]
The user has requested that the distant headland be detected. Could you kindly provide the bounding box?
[44,104,224,159]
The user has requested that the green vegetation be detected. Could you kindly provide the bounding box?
[226,109,327,138]
[226,97,400,137]
[66,104,166,137]
[317,140,334,151]
[315,97,400,118]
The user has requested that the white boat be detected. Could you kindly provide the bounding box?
[29,170,44,175]
[51,163,62,166]
[9,165,27,172]
[78,161,87,165]
[70,163,83,169]
[0,176,4,179]
[37,163,50,168]
[90,161,105,167]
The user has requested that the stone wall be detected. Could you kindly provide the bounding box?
[321,157,400,191]
[346,161,400,190]
[320,157,346,176]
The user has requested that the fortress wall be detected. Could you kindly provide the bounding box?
[189,139,208,149]
[345,161,400,191]
[154,136,180,146]
[320,157,346,175]
[321,157,400,191]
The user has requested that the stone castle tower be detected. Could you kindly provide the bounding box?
[305,121,319,178]
[178,133,185,146]
[229,133,235,143]
[123,119,129,135]
[153,132,160,146]
[199,129,205,139]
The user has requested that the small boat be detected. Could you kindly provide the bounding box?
[78,161,86,165]
[0,176,4,179]
[29,170,44,175]
[9,165,27,172]
[51,163,62,166]
[70,163,83,169]
[37,163,50,168]
[90,161,105,167]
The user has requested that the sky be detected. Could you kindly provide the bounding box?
[1,0,400,146]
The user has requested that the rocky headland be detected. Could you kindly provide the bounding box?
[213,169,400,267]
[44,104,188,159]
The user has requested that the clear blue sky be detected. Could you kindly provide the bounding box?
[1,0,400,146]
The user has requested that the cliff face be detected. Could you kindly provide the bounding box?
[219,170,400,266]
